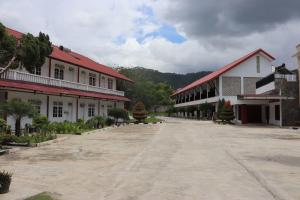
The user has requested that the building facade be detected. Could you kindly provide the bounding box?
[0,28,132,130]
[171,49,299,126]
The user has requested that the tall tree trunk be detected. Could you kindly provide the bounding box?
[15,117,21,136]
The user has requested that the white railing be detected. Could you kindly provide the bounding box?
[275,74,297,82]
[0,68,125,96]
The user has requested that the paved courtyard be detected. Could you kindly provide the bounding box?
[1,118,300,200]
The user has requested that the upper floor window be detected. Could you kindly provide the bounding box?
[54,68,64,80]
[88,104,95,117]
[30,66,41,75]
[53,101,63,118]
[256,56,260,73]
[108,78,113,89]
[89,73,96,86]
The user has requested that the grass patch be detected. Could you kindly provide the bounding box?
[145,116,162,123]
[25,192,54,200]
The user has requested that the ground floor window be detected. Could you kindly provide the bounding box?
[88,104,95,117]
[28,100,41,114]
[275,105,280,121]
[53,102,63,117]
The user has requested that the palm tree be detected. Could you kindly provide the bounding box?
[0,99,36,136]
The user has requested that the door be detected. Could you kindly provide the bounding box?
[247,105,262,123]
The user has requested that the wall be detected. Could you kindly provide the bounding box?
[244,77,261,94]
[222,77,241,96]
[5,90,125,131]
[7,91,47,130]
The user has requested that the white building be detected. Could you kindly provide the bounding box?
[171,49,298,126]
[1,28,132,130]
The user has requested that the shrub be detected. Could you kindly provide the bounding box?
[0,170,12,194]
[132,102,147,122]
[33,115,49,132]
[0,118,7,133]
[217,99,225,119]
[219,101,235,123]
[108,108,129,123]
[105,118,114,126]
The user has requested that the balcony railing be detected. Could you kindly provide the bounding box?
[256,73,297,89]
[0,68,125,96]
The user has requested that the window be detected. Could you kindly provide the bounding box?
[30,66,41,75]
[28,100,41,114]
[88,104,95,117]
[53,102,63,118]
[256,56,260,73]
[275,105,280,121]
[89,73,96,86]
[54,68,64,80]
[108,78,113,89]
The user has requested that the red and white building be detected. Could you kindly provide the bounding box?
[0,28,132,130]
[171,49,298,125]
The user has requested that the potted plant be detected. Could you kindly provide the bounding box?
[0,170,12,194]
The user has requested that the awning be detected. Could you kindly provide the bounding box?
[0,80,130,102]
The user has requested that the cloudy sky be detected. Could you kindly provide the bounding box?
[0,0,299,73]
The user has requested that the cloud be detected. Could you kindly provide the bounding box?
[0,0,299,75]
[151,0,300,37]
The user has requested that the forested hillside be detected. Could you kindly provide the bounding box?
[116,67,211,110]
[117,67,211,90]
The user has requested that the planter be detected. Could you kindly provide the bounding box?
[0,171,12,194]
[0,149,8,156]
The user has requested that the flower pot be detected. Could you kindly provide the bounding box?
[0,171,12,194]
[0,179,11,194]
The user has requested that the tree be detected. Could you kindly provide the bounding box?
[108,108,129,124]
[217,99,225,119]
[132,101,147,122]
[0,99,37,136]
[0,22,52,73]
[219,101,235,123]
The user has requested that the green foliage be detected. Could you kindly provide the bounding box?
[0,134,56,145]
[117,67,211,110]
[0,118,8,133]
[117,66,211,90]
[0,99,37,136]
[0,170,12,194]
[219,101,235,123]
[25,192,54,200]
[166,106,177,116]
[217,99,225,118]
[108,108,129,123]
[0,22,52,72]
[105,118,114,126]
[132,102,147,122]
[33,115,49,132]
[145,116,162,123]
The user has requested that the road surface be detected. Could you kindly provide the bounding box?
[1,118,300,200]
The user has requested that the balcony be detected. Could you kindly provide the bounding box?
[0,68,125,96]
[256,73,297,94]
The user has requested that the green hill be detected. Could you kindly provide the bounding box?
[116,67,211,89]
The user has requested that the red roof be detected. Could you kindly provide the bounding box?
[0,80,130,101]
[5,27,133,83]
[172,49,275,96]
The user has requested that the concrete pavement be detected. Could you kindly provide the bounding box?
[1,118,300,200]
